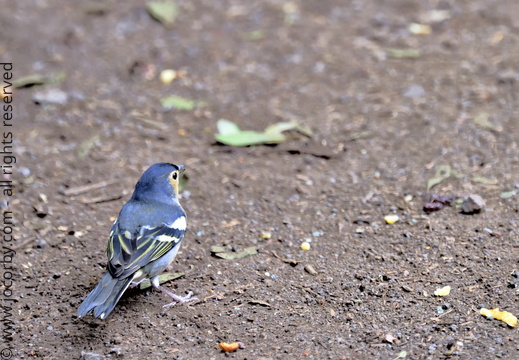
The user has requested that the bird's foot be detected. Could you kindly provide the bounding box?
[130,278,148,288]
[155,285,198,308]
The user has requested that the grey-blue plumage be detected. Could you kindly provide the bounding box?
[77,273,134,319]
[77,163,196,319]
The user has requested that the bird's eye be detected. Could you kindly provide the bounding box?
[170,171,178,181]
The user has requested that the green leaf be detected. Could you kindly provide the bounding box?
[161,95,206,110]
[139,272,184,290]
[386,48,422,59]
[146,0,179,28]
[48,71,67,86]
[76,133,101,159]
[215,120,311,147]
[264,121,313,137]
[211,245,258,260]
[210,245,228,253]
[473,112,502,133]
[216,119,241,135]
[216,131,286,146]
[13,72,66,88]
[349,131,371,141]
[426,165,451,191]
[264,121,296,135]
[294,122,313,137]
[13,74,47,88]
[472,176,498,185]
[246,30,265,41]
[500,190,518,199]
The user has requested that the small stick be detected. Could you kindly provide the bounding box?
[292,284,321,298]
[61,179,119,196]
[79,192,126,204]
[13,237,36,250]
[192,283,254,304]
[430,308,454,321]
[271,250,299,266]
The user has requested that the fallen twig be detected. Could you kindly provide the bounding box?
[13,237,36,250]
[430,308,454,321]
[292,284,321,298]
[271,250,299,266]
[61,179,119,196]
[79,192,127,204]
[191,283,254,304]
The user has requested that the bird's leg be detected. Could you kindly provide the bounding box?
[151,276,198,308]
[130,278,148,288]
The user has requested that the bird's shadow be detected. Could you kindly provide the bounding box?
[70,286,152,348]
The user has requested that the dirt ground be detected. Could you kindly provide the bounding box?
[2,0,518,359]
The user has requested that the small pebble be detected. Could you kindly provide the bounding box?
[81,352,103,360]
[301,242,311,251]
[461,194,485,214]
[19,167,31,177]
[110,347,123,356]
[32,88,68,105]
[403,84,425,99]
[304,264,318,276]
[36,239,47,248]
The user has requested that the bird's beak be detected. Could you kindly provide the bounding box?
[177,164,186,175]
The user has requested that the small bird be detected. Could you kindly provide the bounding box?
[77,163,197,319]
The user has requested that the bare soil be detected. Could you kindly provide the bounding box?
[2,1,519,359]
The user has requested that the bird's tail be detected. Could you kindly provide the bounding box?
[77,272,134,319]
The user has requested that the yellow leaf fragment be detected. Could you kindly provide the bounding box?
[491,31,504,45]
[219,342,244,352]
[219,342,240,352]
[480,308,518,327]
[384,214,399,224]
[434,285,451,297]
[409,23,432,35]
[301,242,311,251]
[160,69,177,84]
[260,231,272,239]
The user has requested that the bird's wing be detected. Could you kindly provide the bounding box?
[106,220,185,279]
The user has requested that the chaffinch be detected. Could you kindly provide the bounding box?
[77,163,196,319]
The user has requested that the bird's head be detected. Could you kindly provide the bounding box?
[131,163,185,203]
